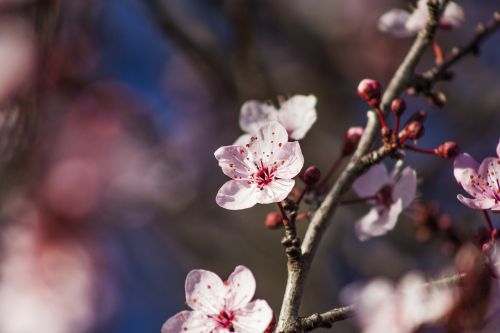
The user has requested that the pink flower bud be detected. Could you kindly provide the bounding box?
[435,141,460,159]
[303,166,321,185]
[391,98,406,116]
[402,120,425,140]
[342,126,364,155]
[357,79,381,107]
[264,211,283,229]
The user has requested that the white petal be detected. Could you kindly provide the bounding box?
[497,139,500,158]
[457,194,495,210]
[355,199,403,241]
[215,146,256,180]
[239,100,277,134]
[233,134,253,146]
[352,163,390,198]
[276,95,317,140]
[441,2,464,28]
[256,178,294,204]
[392,167,417,208]
[274,142,304,179]
[405,2,428,34]
[216,180,258,210]
[162,311,217,333]
[185,270,226,315]
[225,266,256,310]
[233,300,273,333]
[453,153,480,196]
[248,122,289,166]
[378,9,415,37]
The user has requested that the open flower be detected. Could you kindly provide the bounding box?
[378,0,464,37]
[345,272,456,333]
[162,266,273,333]
[234,95,317,145]
[453,139,500,211]
[215,122,304,210]
[352,162,417,240]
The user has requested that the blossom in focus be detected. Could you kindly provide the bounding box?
[234,95,317,145]
[352,162,417,240]
[378,0,464,37]
[215,122,304,210]
[453,139,500,211]
[162,265,273,333]
[345,272,456,333]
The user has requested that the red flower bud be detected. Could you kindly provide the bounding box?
[357,79,381,107]
[402,120,425,140]
[435,141,460,159]
[264,211,283,229]
[391,98,406,117]
[303,166,321,185]
[342,126,364,155]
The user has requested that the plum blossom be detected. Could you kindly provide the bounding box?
[234,95,317,145]
[344,272,456,333]
[162,266,273,333]
[453,139,500,212]
[378,0,464,37]
[215,122,304,210]
[352,162,417,240]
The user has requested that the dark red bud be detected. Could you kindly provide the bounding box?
[264,212,283,229]
[357,79,381,108]
[403,120,425,140]
[342,126,364,155]
[303,166,321,185]
[435,141,460,159]
[391,98,406,117]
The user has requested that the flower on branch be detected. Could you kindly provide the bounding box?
[215,122,304,210]
[234,95,317,145]
[378,0,464,37]
[352,162,417,240]
[162,266,273,333]
[453,139,500,211]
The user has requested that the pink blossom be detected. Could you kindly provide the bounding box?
[345,272,456,333]
[235,95,317,144]
[162,266,273,333]
[378,0,464,37]
[215,122,304,210]
[352,162,417,240]
[453,139,500,211]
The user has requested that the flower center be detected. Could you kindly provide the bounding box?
[376,184,393,208]
[215,310,235,331]
[253,164,277,189]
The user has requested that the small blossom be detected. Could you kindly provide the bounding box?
[342,127,364,156]
[344,272,456,333]
[453,139,500,211]
[215,122,304,210]
[352,162,417,241]
[390,98,406,117]
[357,79,381,108]
[235,95,317,144]
[378,0,464,37]
[161,266,273,333]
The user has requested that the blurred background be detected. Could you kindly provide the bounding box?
[0,0,498,332]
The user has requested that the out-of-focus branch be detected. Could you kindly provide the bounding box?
[276,2,446,332]
[412,11,500,94]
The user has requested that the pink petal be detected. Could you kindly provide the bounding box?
[352,163,390,198]
[392,167,417,209]
[441,2,464,28]
[378,8,414,37]
[405,1,428,34]
[453,153,479,194]
[225,266,256,310]
[497,139,500,158]
[355,199,403,241]
[214,146,256,180]
[239,100,276,134]
[256,178,294,204]
[481,157,500,194]
[185,269,226,314]
[276,95,317,140]
[248,122,289,166]
[233,134,253,146]
[457,194,495,210]
[233,300,273,333]
[161,310,217,333]
[274,142,304,179]
[216,180,259,210]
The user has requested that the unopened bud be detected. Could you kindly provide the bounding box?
[391,98,406,117]
[402,120,425,140]
[264,212,283,229]
[427,91,447,108]
[342,126,364,155]
[303,166,321,185]
[435,141,460,159]
[357,79,381,107]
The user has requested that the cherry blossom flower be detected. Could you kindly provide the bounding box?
[344,272,456,333]
[453,139,500,211]
[234,95,317,145]
[352,162,417,240]
[162,266,273,333]
[378,0,464,37]
[215,121,304,210]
